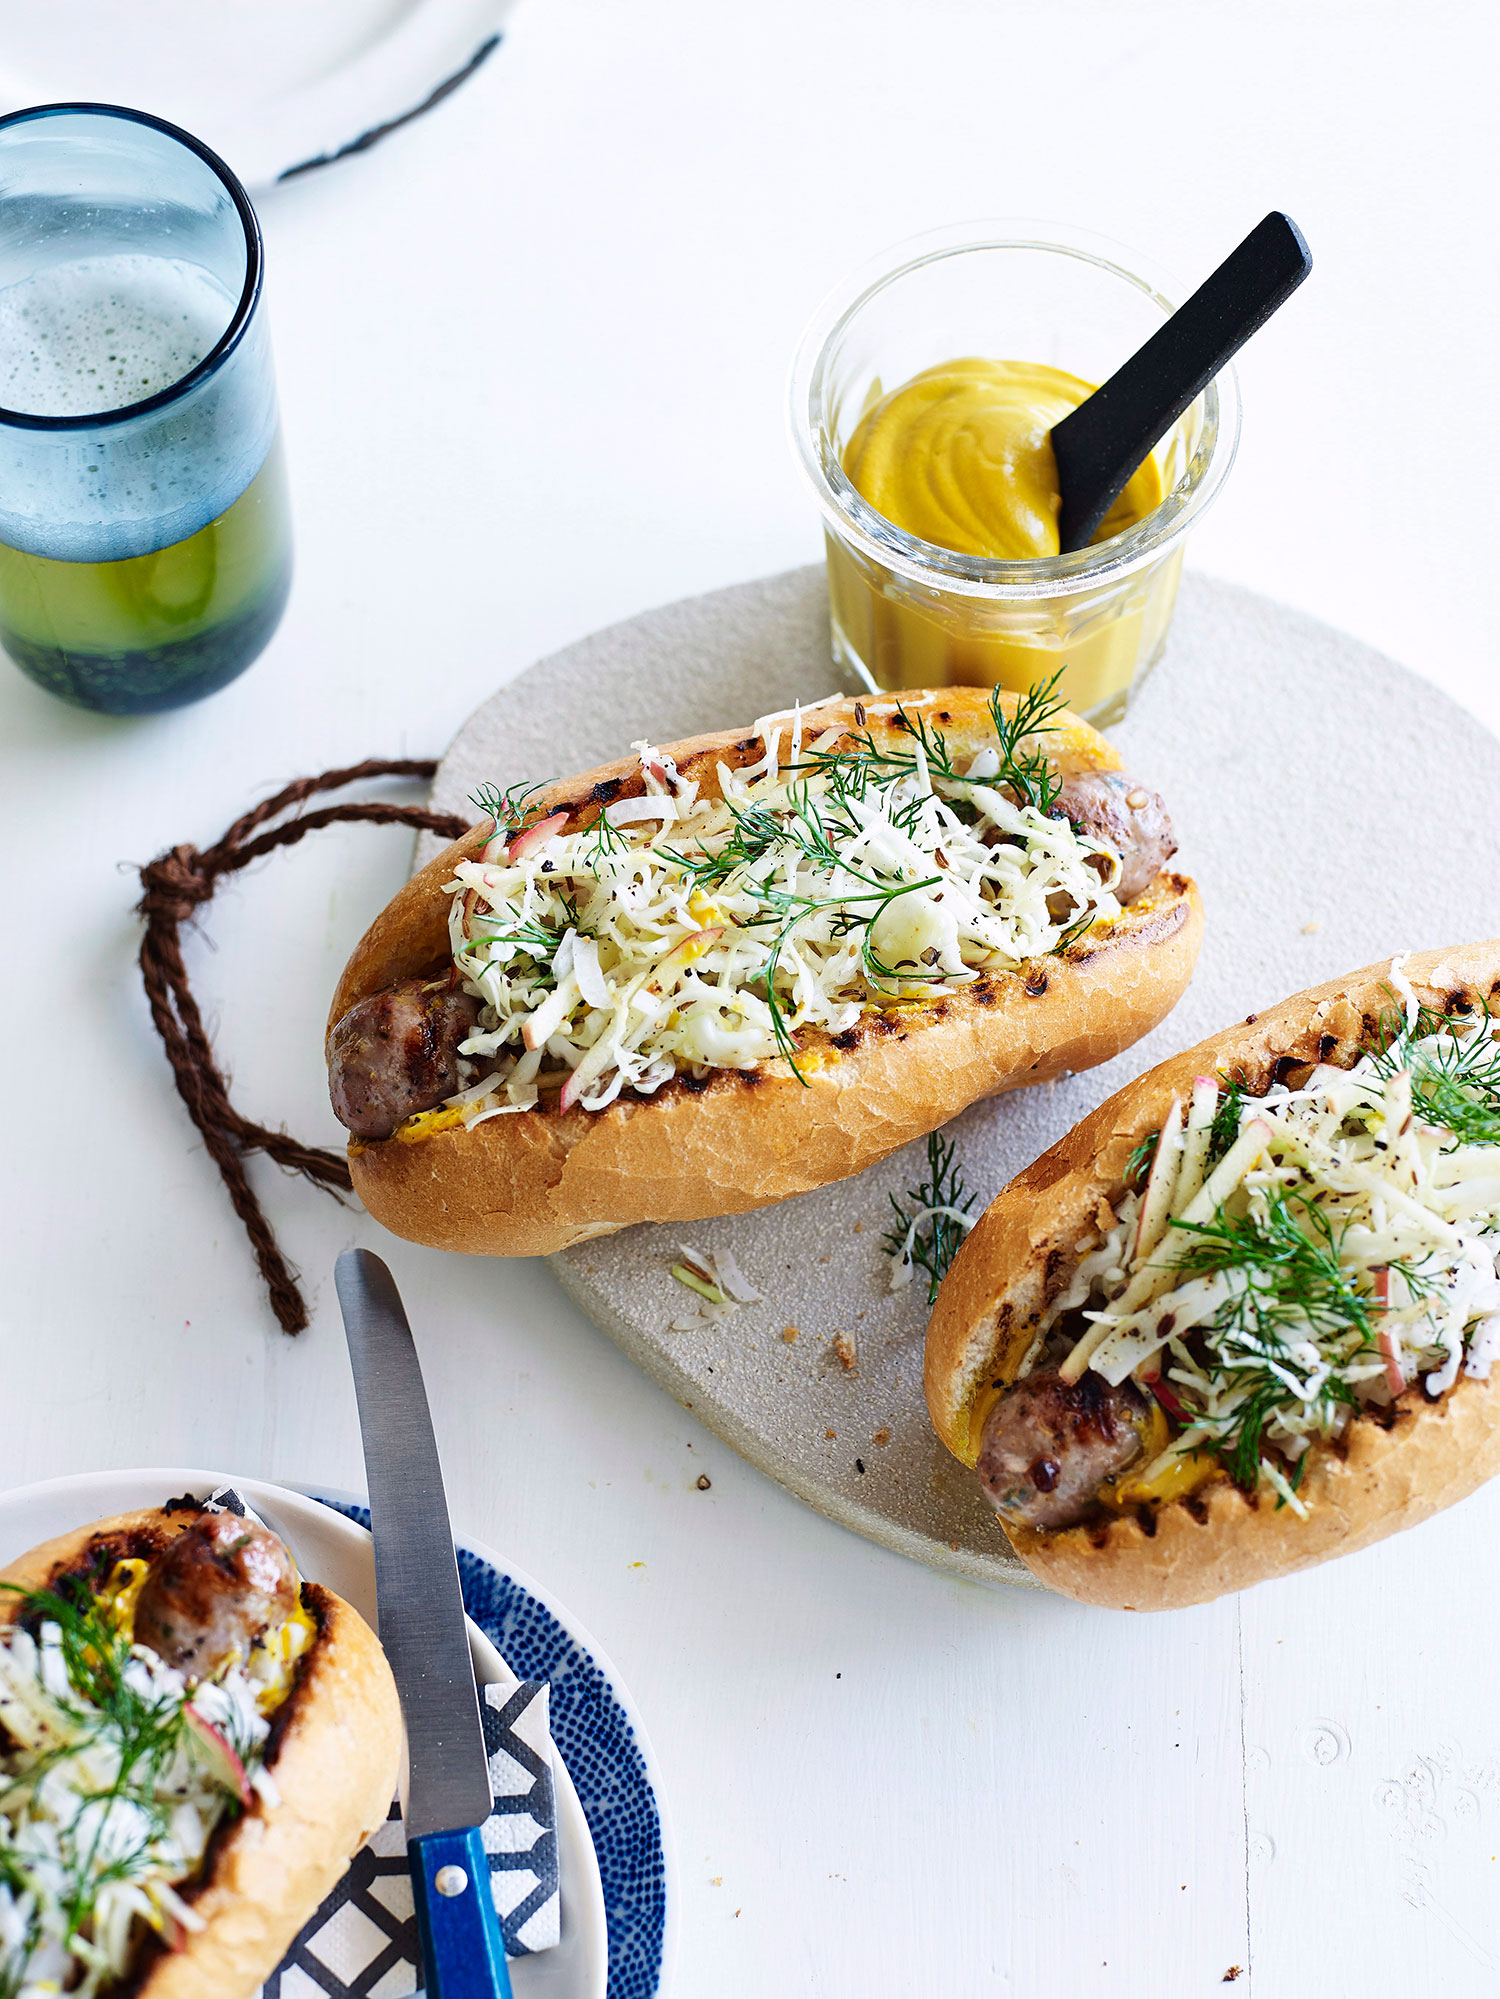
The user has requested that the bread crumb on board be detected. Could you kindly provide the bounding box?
[825,1427,836,1439]
[1302,919,1322,935]
[782,1325,799,1343]
[873,1428,891,1446]
[833,1332,857,1371]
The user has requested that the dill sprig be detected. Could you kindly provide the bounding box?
[1367,995,1500,1148]
[883,1131,979,1304]
[1206,1077,1252,1167]
[471,777,552,841]
[468,914,562,960]
[1123,1130,1158,1192]
[987,669,1066,815]
[797,670,1066,819]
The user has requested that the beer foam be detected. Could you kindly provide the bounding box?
[0,253,235,418]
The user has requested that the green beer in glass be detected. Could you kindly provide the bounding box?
[0,104,291,714]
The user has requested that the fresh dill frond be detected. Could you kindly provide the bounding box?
[582,805,628,862]
[1222,1378,1284,1492]
[471,777,552,841]
[882,1130,979,1304]
[988,669,1066,815]
[1367,994,1500,1148]
[1124,1130,1158,1192]
[1054,908,1097,955]
[1206,1078,1251,1168]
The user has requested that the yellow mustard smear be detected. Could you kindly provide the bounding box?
[1094,1401,1221,1511]
[396,1102,468,1143]
[831,357,1176,719]
[842,358,1162,561]
[100,1557,151,1638]
[255,1597,317,1714]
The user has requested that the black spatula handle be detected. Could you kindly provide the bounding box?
[1052,211,1311,554]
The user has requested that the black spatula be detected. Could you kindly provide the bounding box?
[1052,211,1312,554]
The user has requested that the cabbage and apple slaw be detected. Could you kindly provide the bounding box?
[437,691,1126,1125]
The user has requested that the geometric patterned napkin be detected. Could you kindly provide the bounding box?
[255,1678,560,1995]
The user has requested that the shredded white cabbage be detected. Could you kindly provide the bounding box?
[1049,967,1500,1503]
[441,706,1123,1120]
[0,1577,281,1997]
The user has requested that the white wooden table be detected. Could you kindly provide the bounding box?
[4,5,1499,1992]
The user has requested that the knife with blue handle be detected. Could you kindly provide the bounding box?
[336,1247,513,1999]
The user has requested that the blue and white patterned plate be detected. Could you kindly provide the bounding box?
[313,1495,674,1999]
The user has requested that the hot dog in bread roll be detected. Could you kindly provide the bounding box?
[925,943,1500,1609]
[0,1495,401,1996]
[326,682,1201,1255]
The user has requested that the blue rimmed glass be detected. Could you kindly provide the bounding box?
[0,103,292,714]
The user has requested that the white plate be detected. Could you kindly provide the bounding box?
[0,1468,609,1999]
[0,1,516,190]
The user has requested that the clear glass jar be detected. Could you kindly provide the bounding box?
[788,222,1240,726]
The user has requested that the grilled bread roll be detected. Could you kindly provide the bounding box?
[925,943,1500,1609]
[328,686,1202,1256]
[0,1496,402,1996]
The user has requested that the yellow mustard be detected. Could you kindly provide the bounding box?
[842,358,1161,560]
[830,357,1177,720]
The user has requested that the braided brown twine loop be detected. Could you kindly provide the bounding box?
[137,759,471,1336]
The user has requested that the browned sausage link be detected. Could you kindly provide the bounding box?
[1053,770,1177,905]
[327,976,483,1139]
[976,1368,1150,1531]
[133,1513,298,1677]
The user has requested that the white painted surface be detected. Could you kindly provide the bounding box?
[2,5,1498,1994]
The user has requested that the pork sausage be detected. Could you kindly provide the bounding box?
[977,1368,1150,1531]
[1054,770,1177,905]
[328,976,482,1139]
[133,1512,298,1678]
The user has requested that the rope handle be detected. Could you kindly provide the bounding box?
[137,759,471,1334]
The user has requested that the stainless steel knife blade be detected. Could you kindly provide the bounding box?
[336,1247,493,1840]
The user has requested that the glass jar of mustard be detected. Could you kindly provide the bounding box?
[788,222,1241,726]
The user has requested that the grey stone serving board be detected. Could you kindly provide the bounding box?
[419,568,1500,1585]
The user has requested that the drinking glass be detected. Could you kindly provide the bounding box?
[789,222,1241,725]
[0,103,291,714]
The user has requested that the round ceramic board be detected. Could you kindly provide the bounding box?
[419,568,1500,1586]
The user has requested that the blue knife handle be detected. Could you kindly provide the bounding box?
[410,1826,513,1998]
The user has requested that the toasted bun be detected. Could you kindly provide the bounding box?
[0,1499,403,1998]
[924,941,1500,1610]
[330,687,1203,1256]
